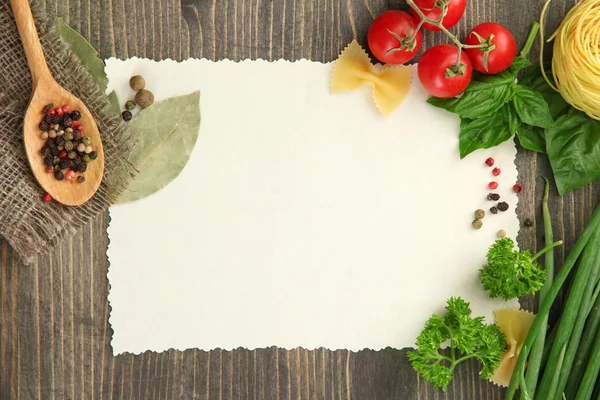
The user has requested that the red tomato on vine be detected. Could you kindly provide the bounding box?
[410,0,467,31]
[367,10,422,64]
[418,44,473,98]
[464,22,517,74]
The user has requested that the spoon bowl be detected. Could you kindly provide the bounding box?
[11,0,104,206]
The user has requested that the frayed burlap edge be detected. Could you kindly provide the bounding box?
[0,1,137,264]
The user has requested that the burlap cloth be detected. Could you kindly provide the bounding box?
[0,1,136,264]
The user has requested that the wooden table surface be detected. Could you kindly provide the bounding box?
[0,0,590,398]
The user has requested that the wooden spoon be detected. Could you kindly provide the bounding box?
[10,0,104,206]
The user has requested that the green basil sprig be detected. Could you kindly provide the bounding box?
[427,23,554,159]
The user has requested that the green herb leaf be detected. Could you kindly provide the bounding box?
[53,18,108,93]
[507,102,521,135]
[516,124,546,153]
[427,70,516,119]
[509,56,533,74]
[458,105,513,159]
[116,92,201,204]
[479,238,546,300]
[522,64,571,118]
[545,109,600,195]
[108,91,121,114]
[512,85,555,129]
[408,297,506,391]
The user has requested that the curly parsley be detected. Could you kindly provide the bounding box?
[408,297,507,391]
[479,237,561,300]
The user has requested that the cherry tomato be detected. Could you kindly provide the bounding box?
[464,22,517,74]
[417,44,473,98]
[368,10,422,64]
[410,0,467,31]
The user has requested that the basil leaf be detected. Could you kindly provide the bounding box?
[428,70,516,119]
[507,103,521,134]
[517,125,546,153]
[546,109,600,195]
[522,65,570,118]
[459,105,513,159]
[512,85,555,129]
[509,56,533,74]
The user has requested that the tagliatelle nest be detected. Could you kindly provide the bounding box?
[489,308,535,387]
[330,40,412,116]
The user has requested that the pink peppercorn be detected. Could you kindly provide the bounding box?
[56,107,64,116]
[62,104,71,112]
[46,108,56,117]
[65,170,76,181]
[75,124,84,131]
[43,193,52,203]
[492,168,501,176]
[485,157,494,167]
[58,150,67,160]
[513,184,523,193]
[489,181,499,190]
[45,166,53,173]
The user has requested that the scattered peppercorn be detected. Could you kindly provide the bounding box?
[475,209,486,220]
[135,89,154,109]
[89,151,98,160]
[489,181,499,190]
[498,202,509,212]
[497,229,507,238]
[487,193,501,201]
[42,193,52,203]
[125,100,136,111]
[54,170,64,180]
[492,168,501,176]
[122,110,133,122]
[524,218,534,227]
[513,184,523,193]
[490,206,499,215]
[485,157,495,167]
[129,75,146,91]
[77,176,85,183]
[472,220,483,230]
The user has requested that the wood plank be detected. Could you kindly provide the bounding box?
[0,0,586,398]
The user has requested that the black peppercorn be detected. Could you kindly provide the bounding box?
[42,104,54,114]
[487,193,501,201]
[89,151,98,160]
[46,138,56,148]
[77,176,86,183]
[122,110,133,122]
[63,116,73,127]
[525,218,534,227]
[43,155,53,166]
[56,137,65,146]
[490,206,498,215]
[51,148,60,157]
[54,170,64,181]
[44,115,52,124]
[51,115,62,124]
[59,160,69,170]
[67,160,75,169]
[40,147,51,156]
[39,121,49,131]
[77,163,87,173]
[498,202,509,212]
[70,110,81,120]
[73,158,81,166]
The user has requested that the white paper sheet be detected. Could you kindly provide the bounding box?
[105,58,520,355]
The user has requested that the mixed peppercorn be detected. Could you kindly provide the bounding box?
[120,75,154,122]
[472,157,525,230]
[38,103,97,184]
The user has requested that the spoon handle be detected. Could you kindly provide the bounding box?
[10,0,52,87]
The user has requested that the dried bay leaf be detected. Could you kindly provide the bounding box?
[53,18,109,93]
[116,92,201,204]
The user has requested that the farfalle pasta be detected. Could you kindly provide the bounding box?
[490,309,535,387]
[331,40,412,116]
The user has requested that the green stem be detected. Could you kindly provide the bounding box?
[574,323,600,400]
[531,240,563,261]
[506,204,600,399]
[545,344,567,400]
[521,22,540,58]
[524,177,555,396]
[519,349,532,400]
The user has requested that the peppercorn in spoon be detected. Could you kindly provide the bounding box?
[10,0,104,206]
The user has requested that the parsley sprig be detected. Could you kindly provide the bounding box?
[408,297,507,391]
[479,238,562,300]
